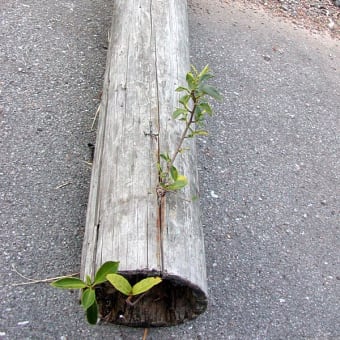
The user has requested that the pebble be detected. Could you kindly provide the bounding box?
[210,190,219,198]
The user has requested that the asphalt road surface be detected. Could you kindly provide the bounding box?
[1,0,339,339]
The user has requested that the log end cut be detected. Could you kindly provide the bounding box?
[96,271,207,327]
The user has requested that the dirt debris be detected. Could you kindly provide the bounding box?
[229,0,340,39]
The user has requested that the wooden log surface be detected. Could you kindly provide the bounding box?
[80,0,207,326]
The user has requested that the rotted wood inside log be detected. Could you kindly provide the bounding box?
[96,274,207,327]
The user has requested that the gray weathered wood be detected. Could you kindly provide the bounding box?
[81,0,207,326]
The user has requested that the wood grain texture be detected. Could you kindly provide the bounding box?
[80,0,207,326]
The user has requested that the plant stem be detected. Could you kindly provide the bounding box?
[125,292,147,306]
[166,92,197,175]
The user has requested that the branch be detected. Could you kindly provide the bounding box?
[167,92,197,173]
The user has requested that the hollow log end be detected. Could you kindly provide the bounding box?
[96,271,207,327]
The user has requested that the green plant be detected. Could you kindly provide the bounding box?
[51,261,119,324]
[157,65,222,196]
[51,261,162,324]
[106,274,162,306]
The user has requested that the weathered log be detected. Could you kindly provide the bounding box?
[80,0,207,327]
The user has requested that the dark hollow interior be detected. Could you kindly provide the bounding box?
[96,273,207,327]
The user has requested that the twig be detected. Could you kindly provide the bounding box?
[142,328,149,340]
[55,181,72,189]
[11,265,79,287]
[82,160,93,167]
[91,104,101,130]
[12,264,36,281]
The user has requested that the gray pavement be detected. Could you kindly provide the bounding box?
[1,0,339,339]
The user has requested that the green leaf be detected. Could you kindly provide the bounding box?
[199,84,222,101]
[186,72,196,90]
[132,277,162,296]
[160,153,170,162]
[175,86,190,93]
[194,130,209,136]
[198,65,214,82]
[93,261,119,285]
[194,106,204,123]
[190,64,199,76]
[159,168,167,180]
[199,73,214,82]
[199,102,212,115]
[172,108,187,119]
[170,166,178,181]
[81,288,96,310]
[166,175,188,191]
[199,64,210,75]
[188,126,199,138]
[50,277,87,289]
[179,94,190,106]
[85,275,92,286]
[157,162,163,174]
[194,105,202,115]
[86,300,98,325]
[106,274,132,296]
